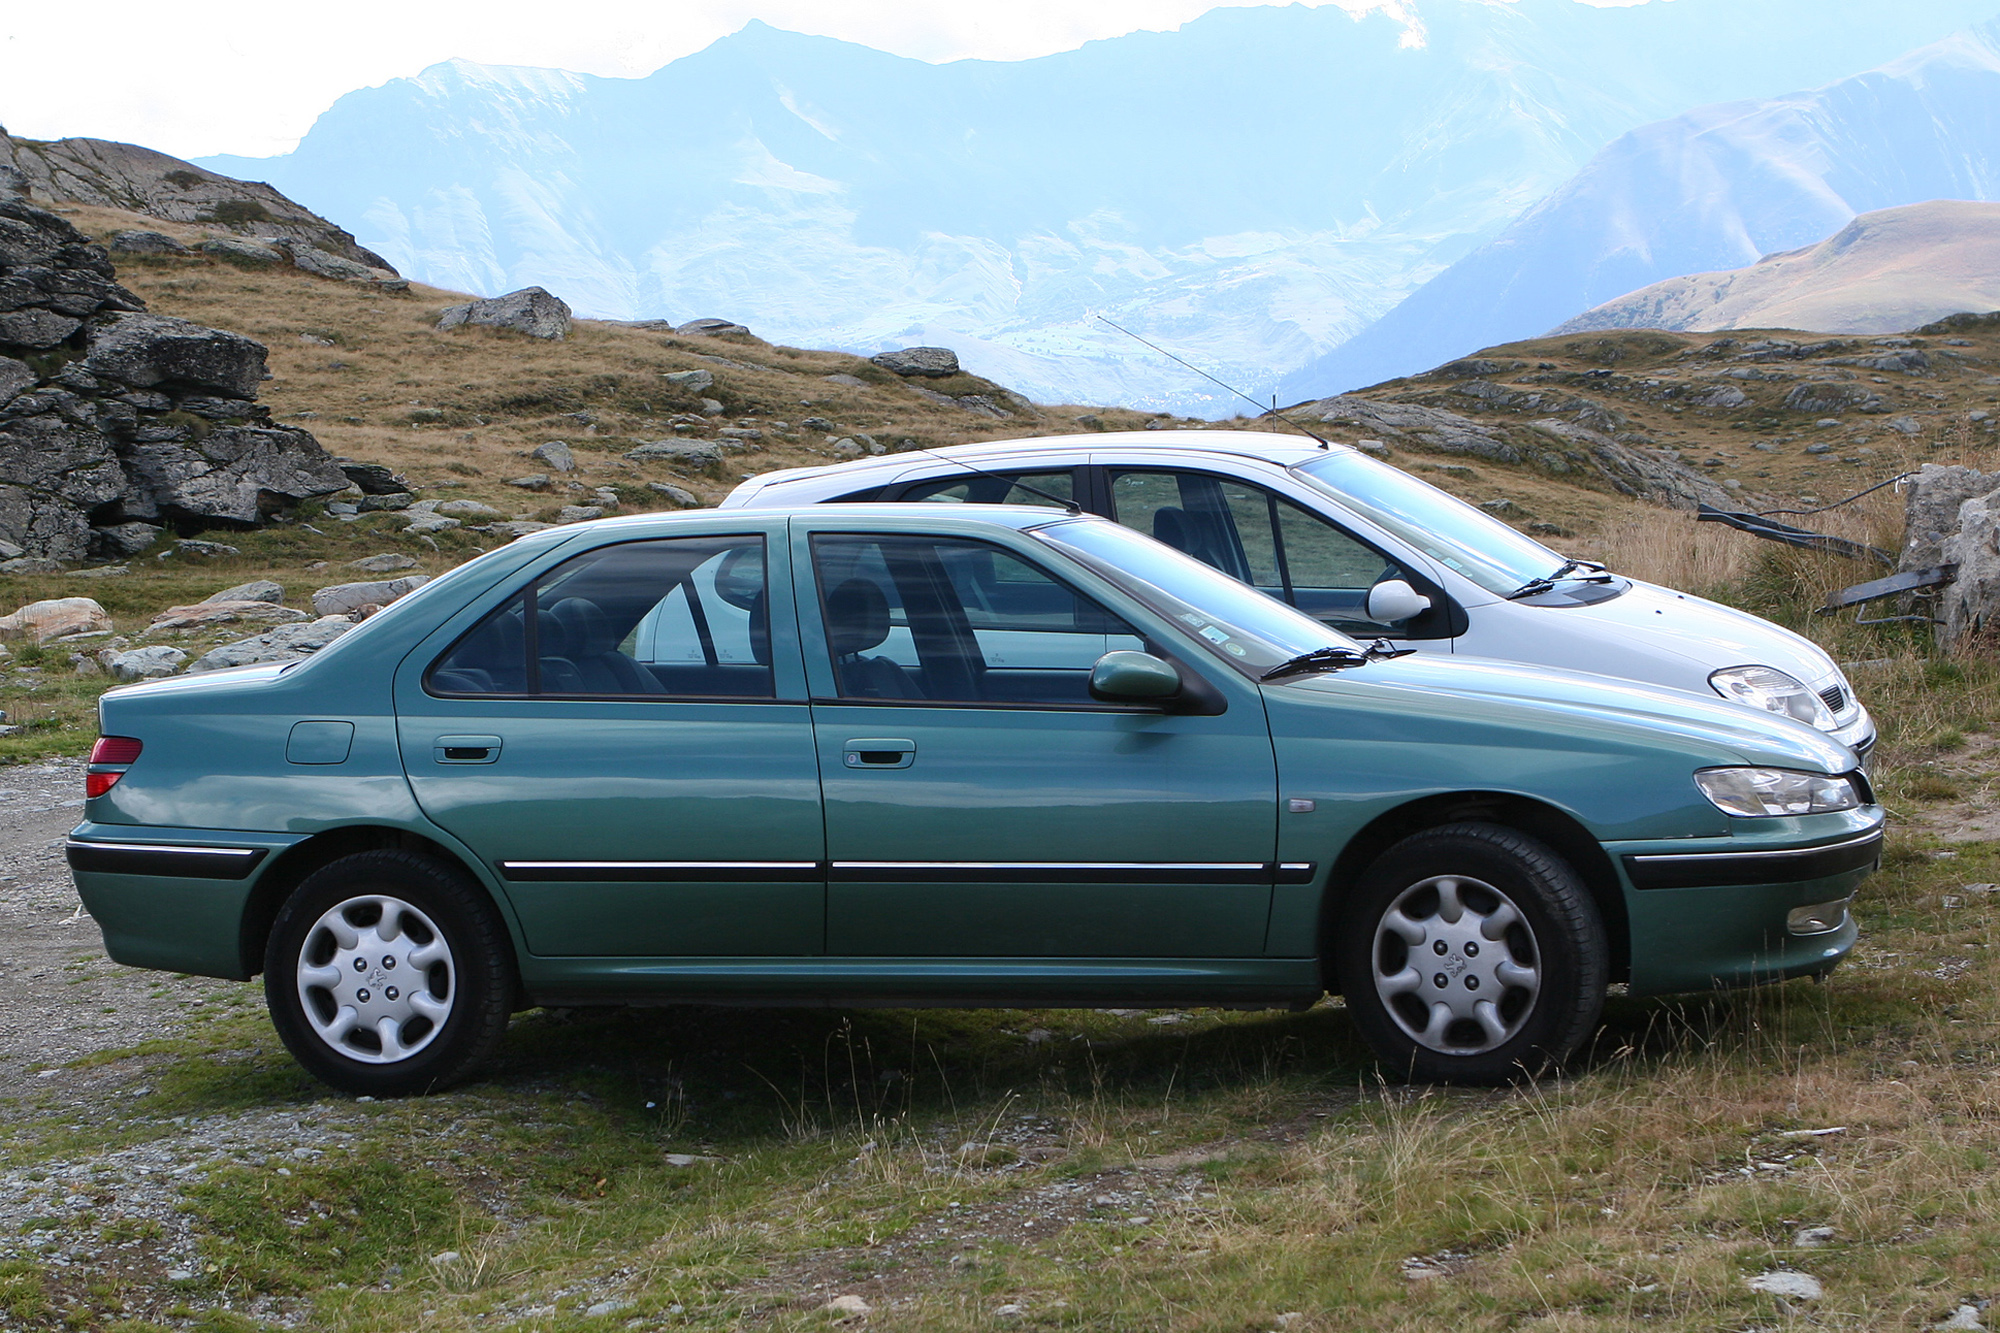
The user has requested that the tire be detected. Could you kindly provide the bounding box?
[1333,822,1607,1084]
[264,850,515,1097]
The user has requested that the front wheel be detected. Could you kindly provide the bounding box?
[264,850,514,1096]
[1334,822,1607,1084]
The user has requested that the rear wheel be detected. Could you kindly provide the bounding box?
[264,850,514,1096]
[1334,822,1606,1083]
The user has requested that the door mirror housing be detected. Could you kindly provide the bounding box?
[1365,578,1432,624]
[1089,650,1183,702]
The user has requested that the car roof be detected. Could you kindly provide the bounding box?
[549,501,1103,538]
[730,429,1344,501]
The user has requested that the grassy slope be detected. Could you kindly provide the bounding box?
[3,204,2000,1331]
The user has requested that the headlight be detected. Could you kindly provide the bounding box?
[1694,767,1861,817]
[1708,665,1834,730]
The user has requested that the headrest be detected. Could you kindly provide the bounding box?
[1151,506,1197,556]
[826,578,891,657]
[746,590,770,666]
[550,597,617,656]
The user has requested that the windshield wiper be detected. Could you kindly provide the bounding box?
[1505,559,1613,601]
[1260,639,1413,682]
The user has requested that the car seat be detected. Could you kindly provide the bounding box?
[825,578,919,699]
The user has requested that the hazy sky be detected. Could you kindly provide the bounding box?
[1,0,1643,160]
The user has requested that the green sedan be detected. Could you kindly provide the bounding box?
[68,506,1881,1095]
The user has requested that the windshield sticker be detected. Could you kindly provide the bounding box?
[1199,625,1231,646]
[1224,642,1247,657]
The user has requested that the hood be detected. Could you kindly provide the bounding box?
[1562,578,1844,689]
[1276,650,1858,773]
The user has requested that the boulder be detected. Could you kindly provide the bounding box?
[157,538,240,559]
[82,311,267,399]
[437,287,571,340]
[197,236,284,266]
[102,644,186,681]
[1902,464,2000,572]
[186,617,352,673]
[530,441,575,472]
[336,459,409,494]
[403,514,460,535]
[557,505,604,524]
[645,481,703,508]
[357,492,413,512]
[311,575,429,617]
[267,238,380,283]
[0,165,26,199]
[117,424,350,525]
[109,230,189,256]
[1312,396,1521,463]
[675,318,749,337]
[507,473,550,490]
[348,553,416,573]
[0,356,32,405]
[871,346,959,378]
[149,600,309,629]
[86,522,161,560]
[661,369,715,392]
[434,499,501,517]
[821,373,867,388]
[0,596,111,643]
[627,440,720,466]
[1943,492,2000,648]
[0,308,82,348]
[201,579,284,605]
[1782,382,1885,415]
[486,520,554,537]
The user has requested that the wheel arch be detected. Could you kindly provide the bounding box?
[238,826,494,978]
[1316,791,1629,989]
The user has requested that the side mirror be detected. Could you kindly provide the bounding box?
[1365,578,1432,624]
[1089,650,1182,702]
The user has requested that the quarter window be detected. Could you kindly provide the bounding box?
[811,534,1144,706]
[899,470,1076,508]
[428,536,774,698]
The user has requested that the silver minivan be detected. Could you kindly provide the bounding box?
[723,431,1874,758]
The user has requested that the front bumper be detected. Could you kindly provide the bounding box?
[1609,810,1882,996]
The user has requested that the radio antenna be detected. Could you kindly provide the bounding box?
[908,445,1082,514]
[1096,315,1333,448]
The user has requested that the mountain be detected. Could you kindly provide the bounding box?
[1282,15,2000,401]
[193,0,2000,415]
[1551,200,2000,336]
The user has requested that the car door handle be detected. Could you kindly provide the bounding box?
[434,734,502,764]
[843,738,915,769]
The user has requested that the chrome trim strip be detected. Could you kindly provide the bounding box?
[1628,831,1882,865]
[504,860,820,871]
[68,841,260,858]
[830,861,1267,871]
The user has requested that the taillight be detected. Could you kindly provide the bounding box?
[87,736,142,798]
[90,737,143,765]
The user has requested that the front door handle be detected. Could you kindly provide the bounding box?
[434,734,502,764]
[843,738,915,769]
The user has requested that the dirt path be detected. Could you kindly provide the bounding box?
[0,759,227,1105]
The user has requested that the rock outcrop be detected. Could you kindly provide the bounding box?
[872,347,960,378]
[438,287,571,340]
[0,198,350,561]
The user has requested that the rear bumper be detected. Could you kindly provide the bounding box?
[1610,814,1882,997]
[66,822,306,980]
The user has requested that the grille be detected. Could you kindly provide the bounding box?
[1818,684,1849,715]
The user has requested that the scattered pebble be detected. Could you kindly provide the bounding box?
[1749,1270,1822,1300]
[823,1293,870,1316]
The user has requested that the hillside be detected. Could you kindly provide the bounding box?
[1552,201,2000,337]
[188,0,2000,415]
[1282,15,2000,400]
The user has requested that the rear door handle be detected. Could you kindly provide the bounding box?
[434,734,502,764]
[843,738,915,769]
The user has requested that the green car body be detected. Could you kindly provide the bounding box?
[68,506,1881,1091]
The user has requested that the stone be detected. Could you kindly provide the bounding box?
[0,165,26,199]
[202,579,284,605]
[1884,415,1924,435]
[1793,1226,1837,1247]
[675,318,750,337]
[0,356,32,406]
[1935,1305,1986,1331]
[70,563,127,578]
[148,600,309,630]
[356,492,413,512]
[645,481,702,508]
[1902,464,2000,572]
[822,1295,871,1316]
[403,515,460,535]
[822,373,867,388]
[348,553,416,573]
[0,308,82,348]
[661,369,715,392]
[1687,383,1749,408]
[437,287,571,340]
[158,538,240,559]
[1747,1271,1821,1301]
[716,427,763,442]
[1942,491,2000,648]
[831,438,864,458]
[267,238,380,283]
[556,505,604,523]
[1782,382,1884,415]
[507,474,550,490]
[871,346,960,378]
[434,499,501,517]
[1973,410,1992,423]
[82,311,267,399]
[102,644,186,682]
[186,616,352,672]
[530,441,575,472]
[311,575,429,617]
[109,230,190,256]
[89,522,163,558]
[698,397,725,416]
[336,460,409,495]
[485,520,554,537]
[197,237,284,266]
[627,440,720,466]
[0,596,110,643]
[801,416,834,432]
[0,556,62,575]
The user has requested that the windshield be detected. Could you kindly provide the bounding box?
[1292,452,1569,596]
[1031,518,1362,678]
